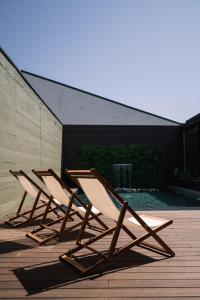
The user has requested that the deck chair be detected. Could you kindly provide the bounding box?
[5,170,65,228]
[26,169,108,245]
[59,169,175,274]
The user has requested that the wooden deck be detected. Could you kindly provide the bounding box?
[1,210,200,299]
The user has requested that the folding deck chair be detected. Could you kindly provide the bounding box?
[59,169,175,274]
[5,170,65,228]
[26,169,108,245]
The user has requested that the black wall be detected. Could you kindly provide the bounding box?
[62,125,183,184]
[185,124,200,175]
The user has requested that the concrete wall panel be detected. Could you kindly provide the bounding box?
[0,51,62,218]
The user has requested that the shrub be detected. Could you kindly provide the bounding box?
[77,144,164,188]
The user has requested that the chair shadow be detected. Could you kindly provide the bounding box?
[0,239,34,254]
[0,229,94,253]
[12,249,165,295]
[0,218,56,229]
[58,229,95,243]
[37,229,95,246]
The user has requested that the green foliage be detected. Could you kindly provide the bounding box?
[77,144,164,187]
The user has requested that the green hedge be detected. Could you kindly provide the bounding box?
[77,144,164,188]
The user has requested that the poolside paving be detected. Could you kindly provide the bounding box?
[1,210,200,299]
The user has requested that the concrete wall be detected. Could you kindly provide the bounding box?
[23,72,180,126]
[0,50,62,218]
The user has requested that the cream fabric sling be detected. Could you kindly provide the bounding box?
[26,169,106,245]
[42,175,100,215]
[5,170,62,228]
[17,175,48,202]
[78,177,165,229]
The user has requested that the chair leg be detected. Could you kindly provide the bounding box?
[41,195,53,224]
[113,220,175,258]
[5,191,27,227]
[76,203,92,244]
[59,226,116,274]
[59,203,128,274]
[5,190,65,228]
[59,211,174,274]
[29,189,42,219]
[146,223,175,257]
[26,199,80,245]
[59,197,74,234]
[109,202,127,255]
[5,191,30,227]
[16,191,28,215]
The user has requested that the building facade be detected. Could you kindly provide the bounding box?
[22,71,183,184]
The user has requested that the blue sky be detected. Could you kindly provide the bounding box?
[1,0,200,123]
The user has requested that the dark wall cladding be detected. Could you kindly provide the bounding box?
[62,125,183,184]
[185,124,200,174]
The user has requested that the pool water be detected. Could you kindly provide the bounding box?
[119,190,200,210]
[80,190,200,210]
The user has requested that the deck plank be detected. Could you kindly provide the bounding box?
[1,210,200,298]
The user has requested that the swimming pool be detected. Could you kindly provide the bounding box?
[80,190,200,210]
[118,190,200,210]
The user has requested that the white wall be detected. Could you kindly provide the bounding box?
[23,72,180,126]
[0,51,62,218]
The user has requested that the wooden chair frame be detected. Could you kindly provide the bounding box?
[26,169,108,245]
[59,169,175,274]
[5,170,64,228]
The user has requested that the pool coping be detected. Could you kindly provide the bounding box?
[166,185,200,198]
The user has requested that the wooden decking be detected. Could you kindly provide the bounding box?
[1,210,200,299]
